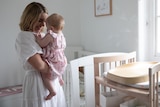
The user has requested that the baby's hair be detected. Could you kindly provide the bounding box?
[47,13,65,31]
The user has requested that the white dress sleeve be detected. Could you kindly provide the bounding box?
[15,31,43,69]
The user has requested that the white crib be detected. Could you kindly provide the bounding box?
[63,46,95,107]
[69,52,131,107]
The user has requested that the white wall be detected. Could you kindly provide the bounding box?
[80,0,138,53]
[0,0,81,88]
[0,93,22,107]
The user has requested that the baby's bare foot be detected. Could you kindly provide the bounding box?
[45,91,56,100]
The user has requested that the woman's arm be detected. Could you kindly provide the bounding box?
[28,53,53,79]
[28,53,49,73]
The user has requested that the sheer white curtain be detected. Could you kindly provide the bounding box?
[138,0,160,61]
[138,0,150,61]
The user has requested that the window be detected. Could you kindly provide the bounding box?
[138,0,160,61]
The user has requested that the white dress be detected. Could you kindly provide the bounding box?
[15,31,66,107]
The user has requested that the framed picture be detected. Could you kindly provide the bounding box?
[94,0,112,17]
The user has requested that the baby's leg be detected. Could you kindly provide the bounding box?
[41,73,56,100]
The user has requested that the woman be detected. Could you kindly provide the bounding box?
[15,2,66,107]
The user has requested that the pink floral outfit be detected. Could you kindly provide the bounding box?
[42,30,67,84]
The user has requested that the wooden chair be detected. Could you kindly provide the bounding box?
[94,51,136,107]
[149,62,160,107]
[94,52,160,107]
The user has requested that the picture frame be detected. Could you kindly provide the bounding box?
[94,0,112,17]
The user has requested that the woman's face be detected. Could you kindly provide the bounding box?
[33,12,48,33]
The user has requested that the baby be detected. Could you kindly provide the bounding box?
[35,13,67,100]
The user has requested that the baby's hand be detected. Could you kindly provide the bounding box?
[34,33,41,41]
[34,33,43,46]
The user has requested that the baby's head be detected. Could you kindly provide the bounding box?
[46,13,65,33]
